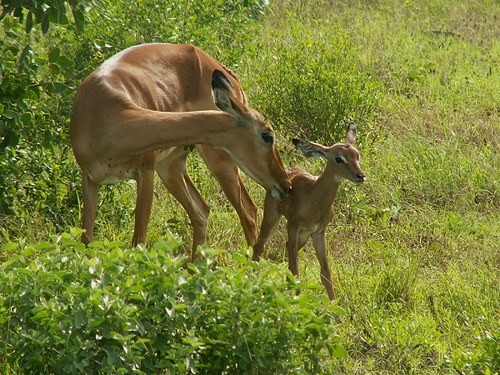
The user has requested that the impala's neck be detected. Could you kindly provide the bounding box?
[313,162,343,208]
[119,109,236,155]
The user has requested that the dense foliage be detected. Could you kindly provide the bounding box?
[242,17,381,144]
[0,232,343,374]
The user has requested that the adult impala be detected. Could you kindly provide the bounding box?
[70,43,291,259]
[252,123,365,300]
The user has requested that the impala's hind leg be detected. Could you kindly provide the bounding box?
[81,173,99,245]
[132,152,156,247]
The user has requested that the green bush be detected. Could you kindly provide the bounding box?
[0,16,79,228]
[72,0,268,74]
[0,232,345,374]
[242,16,382,145]
[0,0,87,33]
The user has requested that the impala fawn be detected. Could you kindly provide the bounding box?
[252,123,365,300]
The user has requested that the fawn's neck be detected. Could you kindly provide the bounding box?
[313,164,343,207]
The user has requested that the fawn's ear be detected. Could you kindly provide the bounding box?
[344,122,357,145]
[292,138,328,158]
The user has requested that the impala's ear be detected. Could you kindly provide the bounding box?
[212,70,233,111]
[292,138,327,158]
[211,70,247,123]
[211,69,233,92]
[345,122,357,145]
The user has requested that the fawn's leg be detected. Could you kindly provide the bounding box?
[311,230,336,300]
[252,195,281,261]
[286,223,309,278]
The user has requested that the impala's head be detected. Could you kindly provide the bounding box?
[211,70,291,199]
[292,123,366,183]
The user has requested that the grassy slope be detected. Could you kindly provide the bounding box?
[144,1,498,373]
[239,1,499,373]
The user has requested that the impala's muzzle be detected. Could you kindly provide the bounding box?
[272,184,292,200]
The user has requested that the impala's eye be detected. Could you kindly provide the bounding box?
[262,132,274,144]
[335,156,346,164]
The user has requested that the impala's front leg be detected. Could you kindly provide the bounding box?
[199,145,258,246]
[132,153,156,247]
[311,230,335,300]
[156,147,210,260]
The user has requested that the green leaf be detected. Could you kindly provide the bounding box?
[22,89,39,100]
[20,112,33,126]
[50,82,70,94]
[2,110,18,120]
[57,55,74,68]
[25,11,34,33]
[74,310,88,329]
[49,47,61,63]
[35,242,54,251]
[72,9,85,32]
[41,15,49,33]
[1,242,18,251]
[330,343,348,359]
[23,246,35,257]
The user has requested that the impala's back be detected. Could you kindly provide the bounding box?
[70,44,244,163]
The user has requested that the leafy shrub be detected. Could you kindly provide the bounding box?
[0,232,345,374]
[0,0,87,33]
[0,16,79,228]
[73,0,269,73]
[242,16,382,144]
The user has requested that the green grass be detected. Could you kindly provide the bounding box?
[237,1,499,373]
[1,0,499,373]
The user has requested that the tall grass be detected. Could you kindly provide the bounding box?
[146,2,499,372]
[1,0,498,373]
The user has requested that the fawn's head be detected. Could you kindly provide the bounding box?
[292,123,366,183]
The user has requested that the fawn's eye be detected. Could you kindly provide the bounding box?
[335,156,346,164]
[262,132,274,144]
